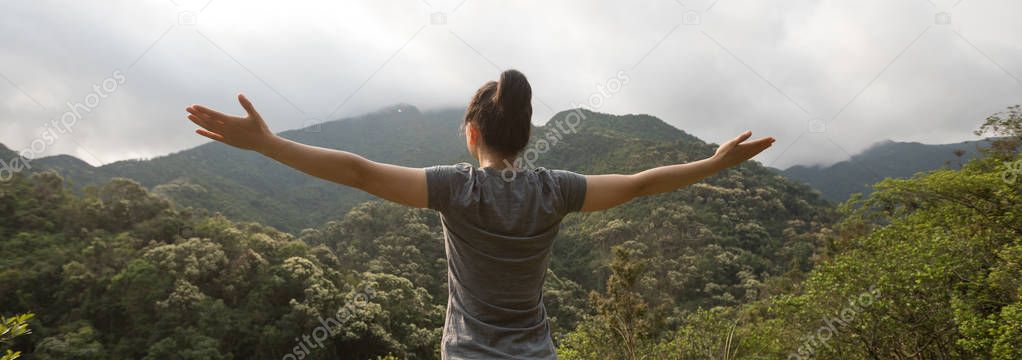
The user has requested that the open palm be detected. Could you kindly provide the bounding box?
[186,94,274,152]
[713,131,775,168]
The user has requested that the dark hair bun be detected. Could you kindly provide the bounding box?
[493,69,532,114]
[462,69,534,158]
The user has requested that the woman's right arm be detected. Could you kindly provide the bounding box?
[186,94,428,208]
[580,131,774,212]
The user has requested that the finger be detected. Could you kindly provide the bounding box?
[743,138,774,153]
[746,136,775,147]
[192,104,232,121]
[732,130,753,144]
[186,107,220,124]
[195,128,225,142]
[238,94,260,118]
[720,131,752,151]
[738,137,775,157]
[188,114,225,133]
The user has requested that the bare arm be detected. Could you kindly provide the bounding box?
[185,94,427,208]
[580,131,775,212]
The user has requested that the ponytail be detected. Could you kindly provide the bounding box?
[493,69,532,117]
[464,69,534,158]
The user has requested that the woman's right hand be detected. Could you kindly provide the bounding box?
[711,131,775,168]
[185,94,280,154]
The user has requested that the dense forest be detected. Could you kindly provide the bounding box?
[557,106,1022,359]
[1,106,1020,359]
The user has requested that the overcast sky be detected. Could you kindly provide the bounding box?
[1,0,1020,168]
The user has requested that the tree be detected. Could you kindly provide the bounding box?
[975,104,1022,158]
[559,241,662,360]
[0,313,33,360]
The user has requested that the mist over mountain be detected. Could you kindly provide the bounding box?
[781,138,988,202]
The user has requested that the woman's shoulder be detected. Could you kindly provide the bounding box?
[426,163,583,183]
[424,163,475,180]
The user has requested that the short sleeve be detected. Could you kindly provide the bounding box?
[424,164,465,211]
[551,170,588,214]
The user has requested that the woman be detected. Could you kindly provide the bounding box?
[185,69,774,359]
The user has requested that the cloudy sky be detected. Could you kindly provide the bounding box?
[1,0,1020,168]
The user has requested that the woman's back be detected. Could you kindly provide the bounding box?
[188,69,772,359]
[426,163,587,359]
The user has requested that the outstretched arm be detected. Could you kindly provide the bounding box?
[185,94,427,208]
[580,131,775,212]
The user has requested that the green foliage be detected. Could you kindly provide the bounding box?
[545,111,834,318]
[2,108,840,359]
[559,107,1022,359]
[0,313,33,360]
[558,244,800,360]
[34,322,104,360]
[0,174,443,359]
[652,306,794,360]
[975,104,1022,158]
[8,103,1015,358]
[558,241,659,360]
[777,152,1022,359]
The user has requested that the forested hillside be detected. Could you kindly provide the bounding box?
[2,105,1019,359]
[555,106,1022,359]
[0,173,443,359]
[1,107,834,359]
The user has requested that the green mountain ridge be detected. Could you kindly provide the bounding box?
[9,105,467,231]
[4,105,725,232]
[782,138,988,202]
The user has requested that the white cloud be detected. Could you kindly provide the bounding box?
[1,0,1019,168]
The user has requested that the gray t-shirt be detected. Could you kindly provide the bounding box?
[425,163,587,359]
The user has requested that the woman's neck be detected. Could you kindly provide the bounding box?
[475,148,515,170]
[478,157,512,169]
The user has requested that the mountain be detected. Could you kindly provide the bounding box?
[4,103,1016,359]
[2,105,837,359]
[14,104,836,298]
[10,105,829,233]
[781,139,987,202]
[5,104,837,298]
[11,104,468,231]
